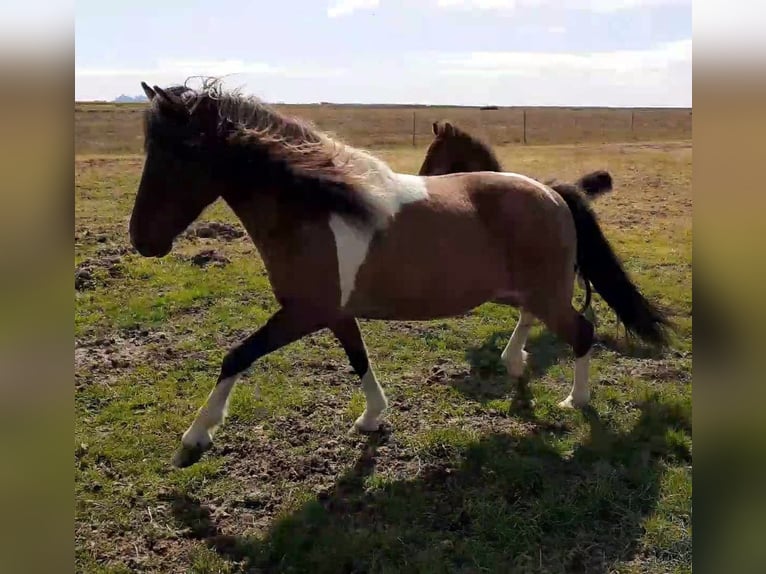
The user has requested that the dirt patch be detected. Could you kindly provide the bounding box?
[184,221,246,242]
[75,329,172,387]
[75,268,96,291]
[78,230,110,244]
[424,358,470,385]
[75,255,125,291]
[626,356,692,384]
[188,249,231,268]
[95,244,136,257]
[75,227,134,247]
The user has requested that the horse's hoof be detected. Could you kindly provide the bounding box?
[352,412,382,433]
[558,394,590,409]
[172,442,211,468]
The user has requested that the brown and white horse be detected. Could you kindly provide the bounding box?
[419,120,615,323]
[130,80,670,468]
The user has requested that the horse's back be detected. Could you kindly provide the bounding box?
[421,171,574,245]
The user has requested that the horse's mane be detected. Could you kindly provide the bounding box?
[145,78,385,226]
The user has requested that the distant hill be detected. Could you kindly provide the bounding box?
[113,94,148,103]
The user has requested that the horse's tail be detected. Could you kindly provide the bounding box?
[554,179,672,346]
[545,170,613,202]
[577,170,613,199]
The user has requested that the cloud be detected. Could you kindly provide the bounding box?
[325,0,687,18]
[432,39,692,77]
[75,59,347,79]
[74,43,691,107]
[327,0,380,18]
[436,0,516,9]
[372,38,692,107]
[436,0,690,13]
[75,59,348,101]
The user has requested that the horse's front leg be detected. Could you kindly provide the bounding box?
[173,306,328,468]
[330,316,388,432]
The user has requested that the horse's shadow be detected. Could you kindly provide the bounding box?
[168,398,691,573]
[448,329,570,406]
[449,320,670,407]
[596,328,668,359]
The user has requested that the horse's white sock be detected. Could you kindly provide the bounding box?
[354,368,387,432]
[182,374,240,448]
[559,350,591,408]
[502,310,534,377]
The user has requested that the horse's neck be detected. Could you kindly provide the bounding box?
[223,191,286,251]
[477,151,502,172]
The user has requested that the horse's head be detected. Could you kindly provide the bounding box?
[418,120,502,176]
[129,82,224,257]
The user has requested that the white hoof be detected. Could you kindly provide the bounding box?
[352,411,382,433]
[558,393,590,409]
[173,431,213,468]
[503,349,528,378]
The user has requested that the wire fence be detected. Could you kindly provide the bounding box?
[279,105,693,148]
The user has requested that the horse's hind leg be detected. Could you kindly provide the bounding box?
[534,301,595,408]
[500,309,535,378]
[330,316,388,432]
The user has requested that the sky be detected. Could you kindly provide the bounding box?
[73,0,694,107]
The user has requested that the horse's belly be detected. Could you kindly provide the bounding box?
[348,286,497,320]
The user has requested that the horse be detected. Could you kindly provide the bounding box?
[130,80,670,468]
[419,120,616,325]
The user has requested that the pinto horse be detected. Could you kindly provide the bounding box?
[420,120,617,323]
[130,80,670,468]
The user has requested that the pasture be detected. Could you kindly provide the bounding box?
[75,102,692,573]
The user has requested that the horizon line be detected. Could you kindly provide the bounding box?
[75,99,693,110]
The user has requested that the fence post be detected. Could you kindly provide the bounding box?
[412,111,416,147]
[630,110,635,136]
[522,109,527,145]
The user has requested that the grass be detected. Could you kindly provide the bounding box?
[75,105,692,573]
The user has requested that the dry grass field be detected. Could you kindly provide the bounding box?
[75,101,691,154]
[75,101,692,573]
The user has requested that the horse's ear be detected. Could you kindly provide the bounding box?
[432,121,440,136]
[141,81,156,101]
[152,85,189,116]
[153,85,175,105]
[443,121,455,137]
